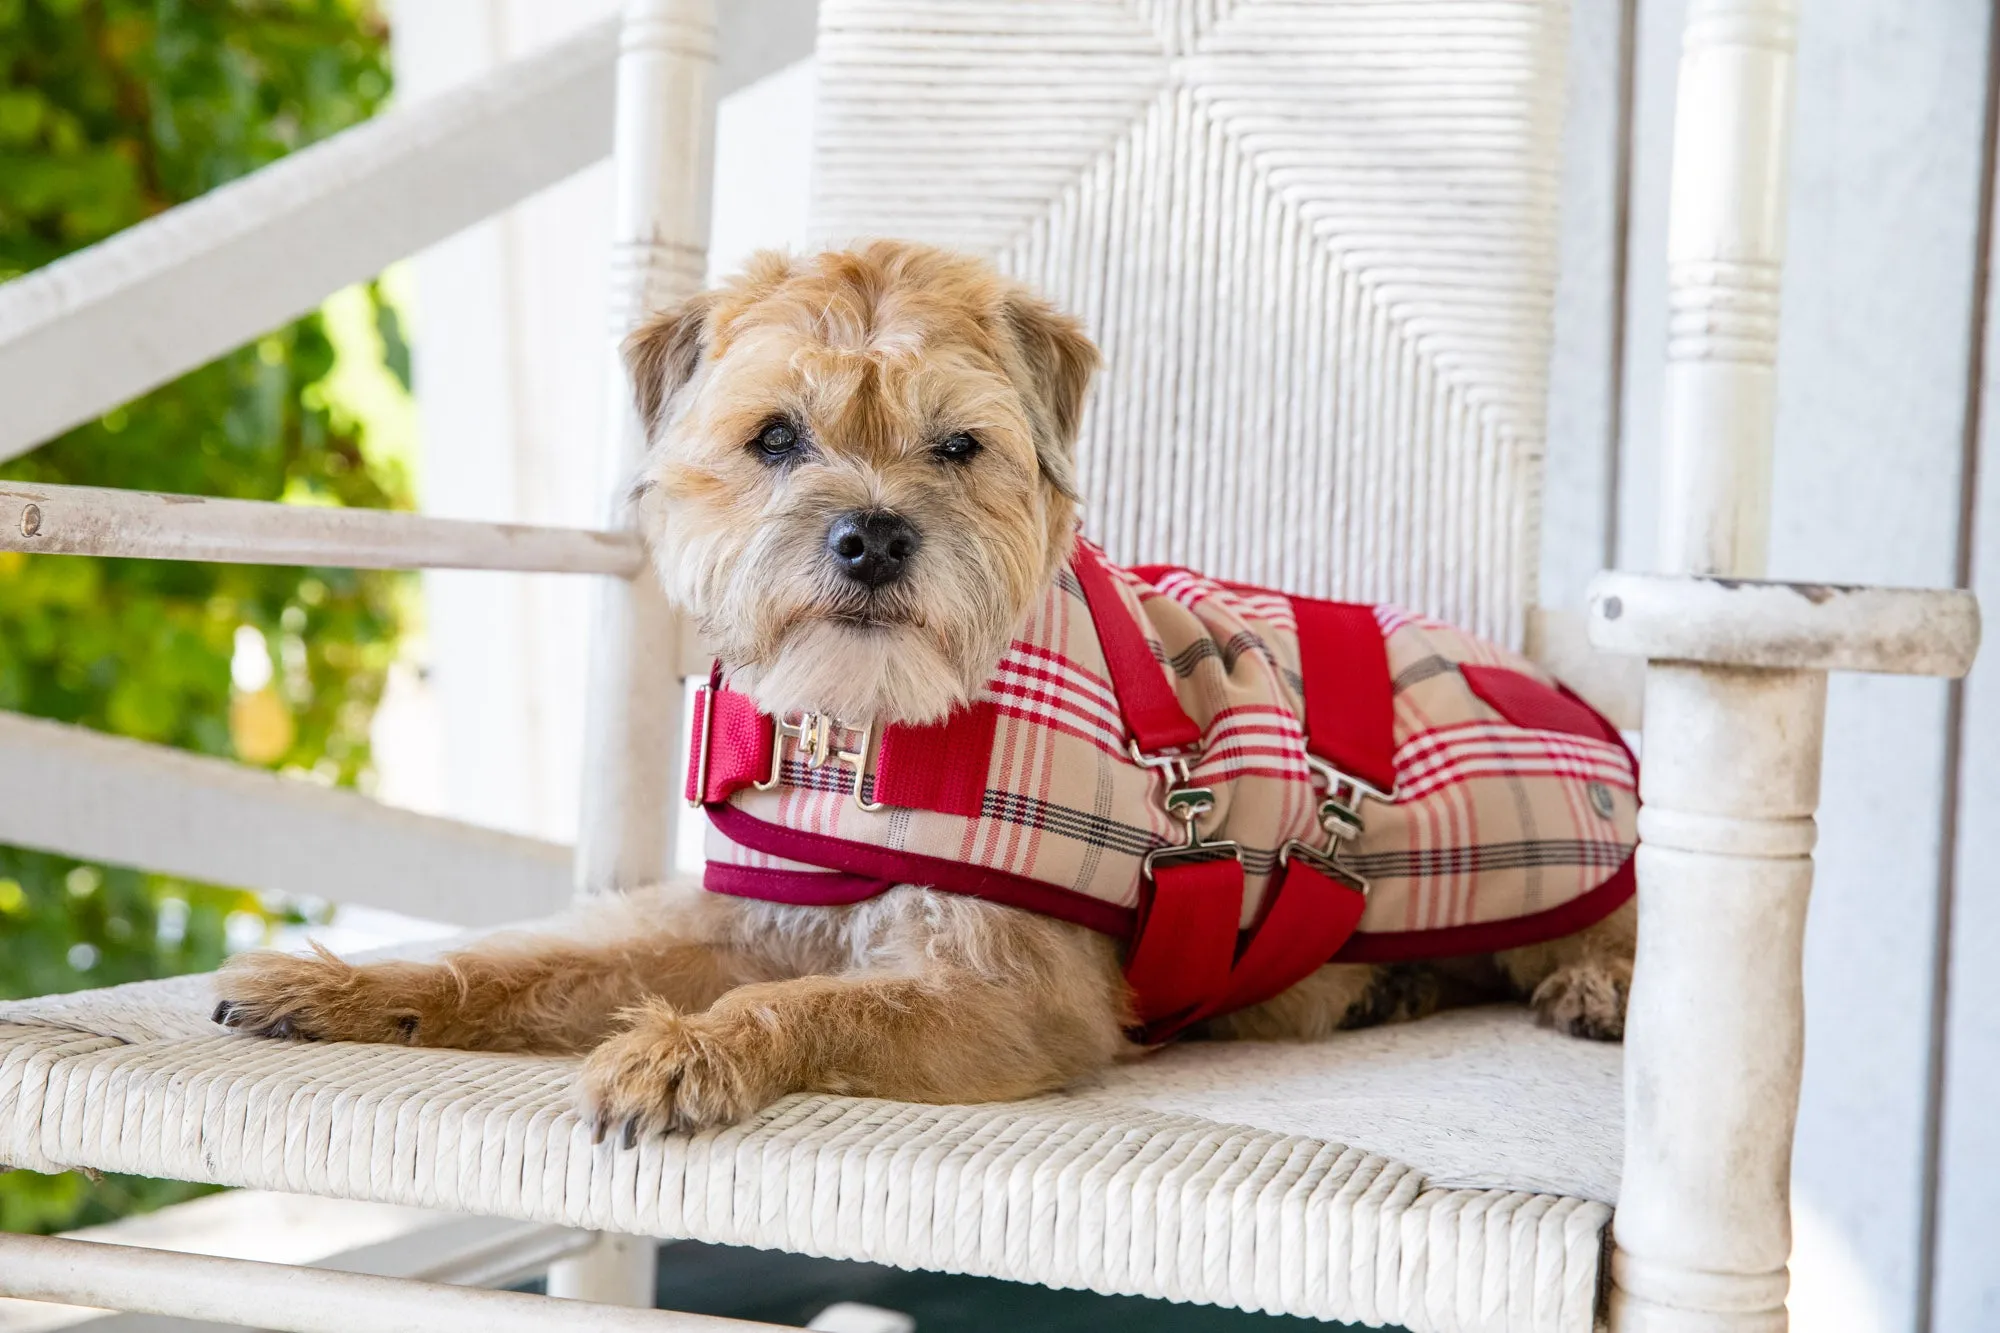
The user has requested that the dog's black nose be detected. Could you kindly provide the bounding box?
[827,510,920,588]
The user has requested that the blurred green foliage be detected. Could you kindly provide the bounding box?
[0,0,407,1232]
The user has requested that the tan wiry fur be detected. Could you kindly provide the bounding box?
[216,241,1634,1136]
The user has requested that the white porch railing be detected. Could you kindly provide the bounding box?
[0,711,572,929]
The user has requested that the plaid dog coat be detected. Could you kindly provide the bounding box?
[687,541,1638,1038]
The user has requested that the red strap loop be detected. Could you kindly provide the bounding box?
[874,703,999,818]
[1123,856,1245,1031]
[1210,859,1368,1018]
[1288,596,1396,793]
[684,684,775,805]
[1071,543,1204,756]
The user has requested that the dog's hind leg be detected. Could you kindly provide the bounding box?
[213,884,761,1053]
[1494,897,1636,1040]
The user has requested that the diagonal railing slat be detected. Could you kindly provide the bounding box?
[0,22,616,465]
[0,711,574,927]
[0,0,820,466]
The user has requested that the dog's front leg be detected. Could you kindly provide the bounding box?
[581,964,1130,1138]
[213,886,758,1053]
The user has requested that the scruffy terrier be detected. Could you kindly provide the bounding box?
[215,241,1634,1140]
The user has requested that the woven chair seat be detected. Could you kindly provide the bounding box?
[0,963,1616,1333]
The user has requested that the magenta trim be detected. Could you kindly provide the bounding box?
[1332,853,1636,963]
[702,862,891,906]
[707,805,1635,962]
[704,804,1136,938]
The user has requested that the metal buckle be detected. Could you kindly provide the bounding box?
[1132,741,1241,879]
[754,710,883,812]
[1275,755,1393,894]
[686,686,715,809]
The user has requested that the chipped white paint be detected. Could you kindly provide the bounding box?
[1611,0,1805,1327]
[1604,585,1978,1333]
[1609,660,1828,1333]
[1588,573,1981,679]
[0,481,643,576]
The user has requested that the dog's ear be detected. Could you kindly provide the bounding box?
[1000,293,1099,501]
[623,291,717,437]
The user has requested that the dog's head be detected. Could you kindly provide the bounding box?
[626,242,1099,725]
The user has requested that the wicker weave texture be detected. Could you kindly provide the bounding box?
[0,1006,1609,1333]
[809,0,1567,647]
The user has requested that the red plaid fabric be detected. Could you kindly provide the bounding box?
[699,547,1637,965]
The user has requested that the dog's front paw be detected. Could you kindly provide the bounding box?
[1530,957,1629,1041]
[213,947,425,1046]
[578,1000,781,1142]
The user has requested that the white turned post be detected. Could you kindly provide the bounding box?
[575,0,715,900]
[1612,666,1825,1333]
[1657,0,1798,578]
[1594,571,1979,1333]
[1613,1,1812,1325]
[558,0,717,1306]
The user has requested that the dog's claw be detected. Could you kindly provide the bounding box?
[269,1016,296,1040]
[621,1116,641,1150]
[397,1015,419,1042]
[212,1001,238,1028]
[591,1115,608,1146]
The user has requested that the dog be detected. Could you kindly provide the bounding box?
[214,241,1635,1141]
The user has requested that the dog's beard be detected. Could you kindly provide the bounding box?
[677,541,1008,725]
[645,475,1053,727]
[743,617,982,725]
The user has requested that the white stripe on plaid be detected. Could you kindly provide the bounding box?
[1394,723,1635,803]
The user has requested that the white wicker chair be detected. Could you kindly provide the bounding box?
[0,2,1979,1331]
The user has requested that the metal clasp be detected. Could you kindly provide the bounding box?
[1132,741,1241,879]
[755,710,883,812]
[687,686,715,809]
[1276,755,1392,893]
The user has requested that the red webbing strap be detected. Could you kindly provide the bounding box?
[685,683,776,804]
[1123,856,1245,1031]
[1138,596,1393,1039]
[687,683,1000,819]
[1207,861,1367,1019]
[1074,548,1232,1030]
[1071,544,1203,755]
[875,703,999,818]
[1288,596,1396,793]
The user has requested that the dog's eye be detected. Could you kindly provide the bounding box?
[932,432,981,463]
[752,420,802,462]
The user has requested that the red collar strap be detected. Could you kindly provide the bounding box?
[685,669,999,820]
[687,547,1395,1042]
